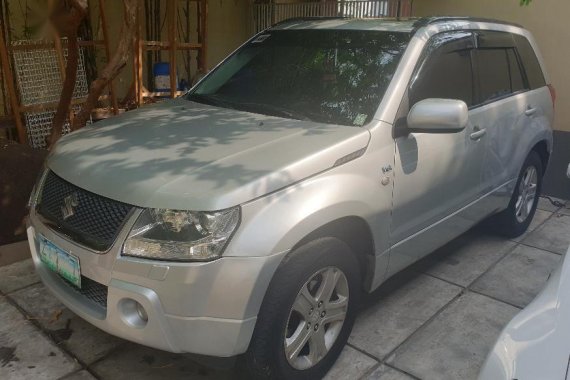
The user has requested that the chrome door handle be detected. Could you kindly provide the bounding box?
[525,107,537,116]
[470,127,487,140]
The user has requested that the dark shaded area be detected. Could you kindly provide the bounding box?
[0,346,18,367]
[543,130,570,200]
[0,138,47,245]
[51,319,73,344]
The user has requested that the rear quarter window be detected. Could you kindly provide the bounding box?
[513,34,546,90]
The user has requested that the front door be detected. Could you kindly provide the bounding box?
[388,31,487,275]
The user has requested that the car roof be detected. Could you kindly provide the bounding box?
[270,17,523,34]
[271,17,418,33]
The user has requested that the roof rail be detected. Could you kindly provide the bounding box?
[412,17,523,32]
[272,17,349,28]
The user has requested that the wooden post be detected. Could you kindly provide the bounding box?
[98,0,119,114]
[0,25,26,143]
[198,0,208,74]
[53,35,67,81]
[168,0,177,98]
[134,0,143,106]
[48,0,67,81]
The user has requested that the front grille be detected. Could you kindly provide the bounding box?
[37,171,134,251]
[59,275,108,309]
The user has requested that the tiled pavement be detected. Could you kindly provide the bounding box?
[1,199,569,380]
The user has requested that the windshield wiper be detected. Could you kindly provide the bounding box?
[187,94,311,121]
[234,102,311,121]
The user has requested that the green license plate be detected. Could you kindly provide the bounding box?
[39,235,81,288]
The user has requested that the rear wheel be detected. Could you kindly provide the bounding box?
[488,151,543,237]
[240,237,360,380]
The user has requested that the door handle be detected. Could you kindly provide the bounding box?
[525,107,537,116]
[470,127,487,140]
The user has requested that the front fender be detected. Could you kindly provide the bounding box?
[222,163,392,319]
[225,165,389,260]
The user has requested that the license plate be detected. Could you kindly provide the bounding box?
[39,235,81,288]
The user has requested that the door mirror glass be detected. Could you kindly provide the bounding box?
[407,98,468,133]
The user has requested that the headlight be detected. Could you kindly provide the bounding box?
[122,207,240,261]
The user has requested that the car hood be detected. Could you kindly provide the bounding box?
[49,99,371,210]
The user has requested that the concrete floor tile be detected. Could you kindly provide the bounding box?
[364,364,414,380]
[471,245,560,308]
[349,273,461,359]
[537,197,562,212]
[386,292,518,380]
[523,214,570,254]
[419,232,516,287]
[0,241,31,267]
[325,346,377,380]
[60,370,97,380]
[10,283,123,365]
[557,206,570,216]
[91,343,232,380]
[512,209,553,242]
[0,258,39,294]
[0,297,80,380]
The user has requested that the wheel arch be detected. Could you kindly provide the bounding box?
[531,139,550,174]
[289,216,377,292]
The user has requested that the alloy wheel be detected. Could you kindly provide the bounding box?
[515,165,538,223]
[284,266,349,370]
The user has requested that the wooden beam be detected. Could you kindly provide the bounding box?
[19,97,88,114]
[0,22,26,143]
[8,40,105,51]
[142,42,202,51]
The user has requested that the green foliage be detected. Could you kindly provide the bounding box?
[520,0,532,5]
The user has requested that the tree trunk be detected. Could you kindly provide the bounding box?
[71,0,139,131]
[48,35,79,148]
[47,0,87,149]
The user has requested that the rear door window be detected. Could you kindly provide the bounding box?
[475,49,512,103]
[473,31,530,105]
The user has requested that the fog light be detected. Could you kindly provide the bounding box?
[119,298,148,328]
[136,302,148,322]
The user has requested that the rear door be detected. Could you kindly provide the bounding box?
[471,31,529,197]
[470,31,551,215]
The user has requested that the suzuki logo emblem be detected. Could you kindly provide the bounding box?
[61,193,79,220]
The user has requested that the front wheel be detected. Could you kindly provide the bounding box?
[240,237,361,380]
[488,151,543,238]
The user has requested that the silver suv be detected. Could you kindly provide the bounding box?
[28,17,554,379]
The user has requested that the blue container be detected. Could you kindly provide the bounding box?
[153,62,171,92]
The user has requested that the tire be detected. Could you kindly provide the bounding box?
[488,150,543,238]
[240,237,361,380]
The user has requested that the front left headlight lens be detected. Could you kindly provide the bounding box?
[122,207,240,261]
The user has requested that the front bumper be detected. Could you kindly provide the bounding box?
[27,210,285,357]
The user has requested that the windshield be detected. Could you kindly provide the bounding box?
[186,29,410,126]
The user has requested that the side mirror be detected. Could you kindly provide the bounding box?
[407,98,468,133]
